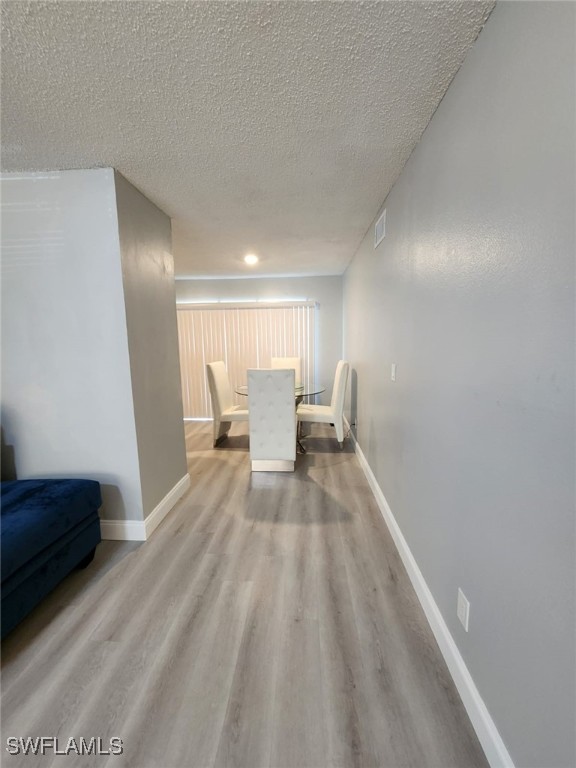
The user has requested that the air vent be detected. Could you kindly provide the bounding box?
[374,209,386,248]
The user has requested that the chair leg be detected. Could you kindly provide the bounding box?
[213,419,231,447]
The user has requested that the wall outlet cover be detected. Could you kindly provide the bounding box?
[374,209,386,248]
[457,588,470,632]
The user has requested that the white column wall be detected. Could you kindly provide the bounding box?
[114,171,188,517]
[1,169,143,522]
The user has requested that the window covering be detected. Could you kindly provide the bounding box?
[177,302,316,419]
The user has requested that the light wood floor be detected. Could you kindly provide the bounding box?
[2,422,488,768]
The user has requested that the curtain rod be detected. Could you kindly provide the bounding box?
[176,300,318,310]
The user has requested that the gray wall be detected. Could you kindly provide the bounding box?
[343,4,575,767]
[0,169,143,522]
[175,275,343,405]
[115,172,188,516]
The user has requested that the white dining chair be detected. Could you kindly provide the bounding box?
[248,368,296,472]
[206,361,249,447]
[271,357,302,385]
[296,360,349,448]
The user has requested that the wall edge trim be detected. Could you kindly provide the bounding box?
[99,518,146,542]
[144,473,191,538]
[346,422,515,768]
[100,474,191,542]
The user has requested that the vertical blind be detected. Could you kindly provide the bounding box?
[177,302,316,419]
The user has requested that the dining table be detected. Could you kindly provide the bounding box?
[235,381,325,453]
[234,383,325,399]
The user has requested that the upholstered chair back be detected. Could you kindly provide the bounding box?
[206,361,234,417]
[330,360,349,412]
[271,357,302,385]
[248,368,296,471]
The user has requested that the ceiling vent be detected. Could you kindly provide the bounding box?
[374,209,386,248]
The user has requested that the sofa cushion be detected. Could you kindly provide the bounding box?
[1,479,102,582]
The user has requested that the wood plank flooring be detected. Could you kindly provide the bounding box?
[1,422,489,768]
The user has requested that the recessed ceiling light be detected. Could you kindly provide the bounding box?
[244,253,259,266]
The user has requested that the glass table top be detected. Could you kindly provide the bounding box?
[235,383,325,398]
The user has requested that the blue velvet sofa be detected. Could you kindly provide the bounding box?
[1,479,102,639]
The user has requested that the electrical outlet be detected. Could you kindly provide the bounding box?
[457,588,470,632]
[391,363,396,382]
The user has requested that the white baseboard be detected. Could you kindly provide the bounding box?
[144,473,191,538]
[100,474,191,542]
[99,518,146,541]
[348,425,514,768]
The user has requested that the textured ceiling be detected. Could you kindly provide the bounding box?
[1,1,494,278]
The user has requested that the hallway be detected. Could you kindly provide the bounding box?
[2,422,488,767]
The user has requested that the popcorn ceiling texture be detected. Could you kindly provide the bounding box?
[1,1,494,277]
